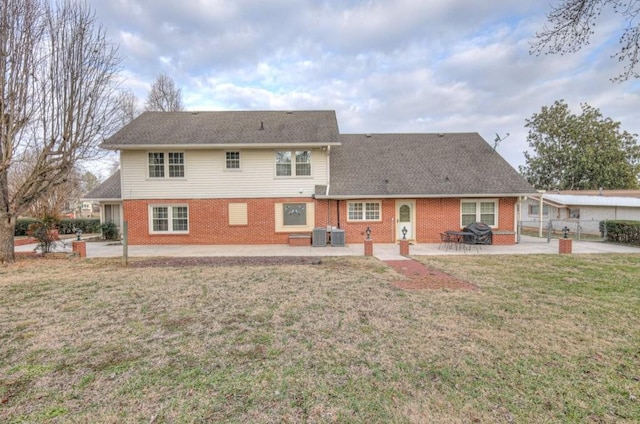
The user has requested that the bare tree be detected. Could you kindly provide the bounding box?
[116,89,140,125]
[144,72,185,111]
[532,0,640,81]
[0,0,122,263]
[25,168,82,219]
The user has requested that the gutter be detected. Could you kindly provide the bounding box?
[315,192,539,200]
[101,142,342,151]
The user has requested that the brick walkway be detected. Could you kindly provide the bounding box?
[384,259,478,291]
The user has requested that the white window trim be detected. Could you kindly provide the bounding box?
[147,151,187,179]
[460,199,498,228]
[148,204,190,234]
[346,201,382,222]
[274,150,313,178]
[275,202,315,232]
[224,150,242,171]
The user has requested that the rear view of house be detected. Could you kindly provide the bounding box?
[86,110,537,246]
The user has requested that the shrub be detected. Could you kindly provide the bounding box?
[15,218,100,237]
[600,220,640,245]
[15,219,40,237]
[27,221,58,253]
[58,218,101,235]
[100,222,119,240]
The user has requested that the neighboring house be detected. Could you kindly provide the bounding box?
[525,191,640,235]
[83,170,122,231]
[87,110,537,246]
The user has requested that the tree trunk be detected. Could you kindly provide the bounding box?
[0,212,17,264]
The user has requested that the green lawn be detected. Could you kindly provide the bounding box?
[1,254,638,423]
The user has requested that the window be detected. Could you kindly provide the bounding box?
[283,203,307,226]
[226,151,240,170]
[348,202,381,221]
[461,200,497,227]
[150,205,189,233]
[528,205,550,216]
[168,153,184,177]
[149,153,165,178]
[148,152,185,178]
[569,208,580,219]
[274,202,315,232]
[275,150,311,176]
[295,151,311,176]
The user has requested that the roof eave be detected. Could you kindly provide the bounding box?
[81,197,122,202]
[316,192,536,200]
[101,142,342,151]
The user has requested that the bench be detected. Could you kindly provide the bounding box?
[288,233,311,246]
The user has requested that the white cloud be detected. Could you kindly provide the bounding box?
[86,0,640,169]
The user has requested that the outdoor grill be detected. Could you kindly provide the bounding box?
[463,222,492,245]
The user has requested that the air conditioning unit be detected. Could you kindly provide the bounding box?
[312,227,327,247]
[331,229,345,247]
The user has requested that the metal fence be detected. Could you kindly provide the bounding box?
[519,219,605,242]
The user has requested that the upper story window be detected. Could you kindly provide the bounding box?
[276,150,311,177]
[226,151,241,170]
[149,153,165,178]
[148,152,185,178]
[461,200,497,227]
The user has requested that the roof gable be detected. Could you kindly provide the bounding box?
[102,110,340,149]
[327,133,536,197]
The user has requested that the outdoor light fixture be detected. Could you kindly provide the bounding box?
[365,226,371,240]
[562,226,569,239]
[75,228,83,241]
[402,226,408,240]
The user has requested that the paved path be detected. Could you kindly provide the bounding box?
[14,236,639,259]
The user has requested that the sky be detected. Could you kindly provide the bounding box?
[85,0,640,172]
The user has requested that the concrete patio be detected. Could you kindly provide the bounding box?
[16,236,637,261]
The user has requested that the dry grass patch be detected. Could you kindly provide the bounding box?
[0,255,638,423]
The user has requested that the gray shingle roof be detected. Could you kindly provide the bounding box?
[83,170,121,200]
[326,133,537,197]
[102,110,340,148]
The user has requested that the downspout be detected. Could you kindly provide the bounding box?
[325,145,332,229]
[337,200,341,229]
[516,197,522,244]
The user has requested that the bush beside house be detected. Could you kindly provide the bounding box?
[600,220,640,245]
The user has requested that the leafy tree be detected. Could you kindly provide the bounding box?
[532,0,640,81]
[519,100,640,190]
[144,72,184,112]
[0,0,123,263]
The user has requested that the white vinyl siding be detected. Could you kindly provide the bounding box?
[121,149,328,199]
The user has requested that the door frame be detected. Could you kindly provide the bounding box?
[395,200,416,241]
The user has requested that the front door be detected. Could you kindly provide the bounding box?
[396,201,414,240]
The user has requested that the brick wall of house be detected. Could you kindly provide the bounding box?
[415,198,462,243]
[123,196,518,245]
[124,197,319,245]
